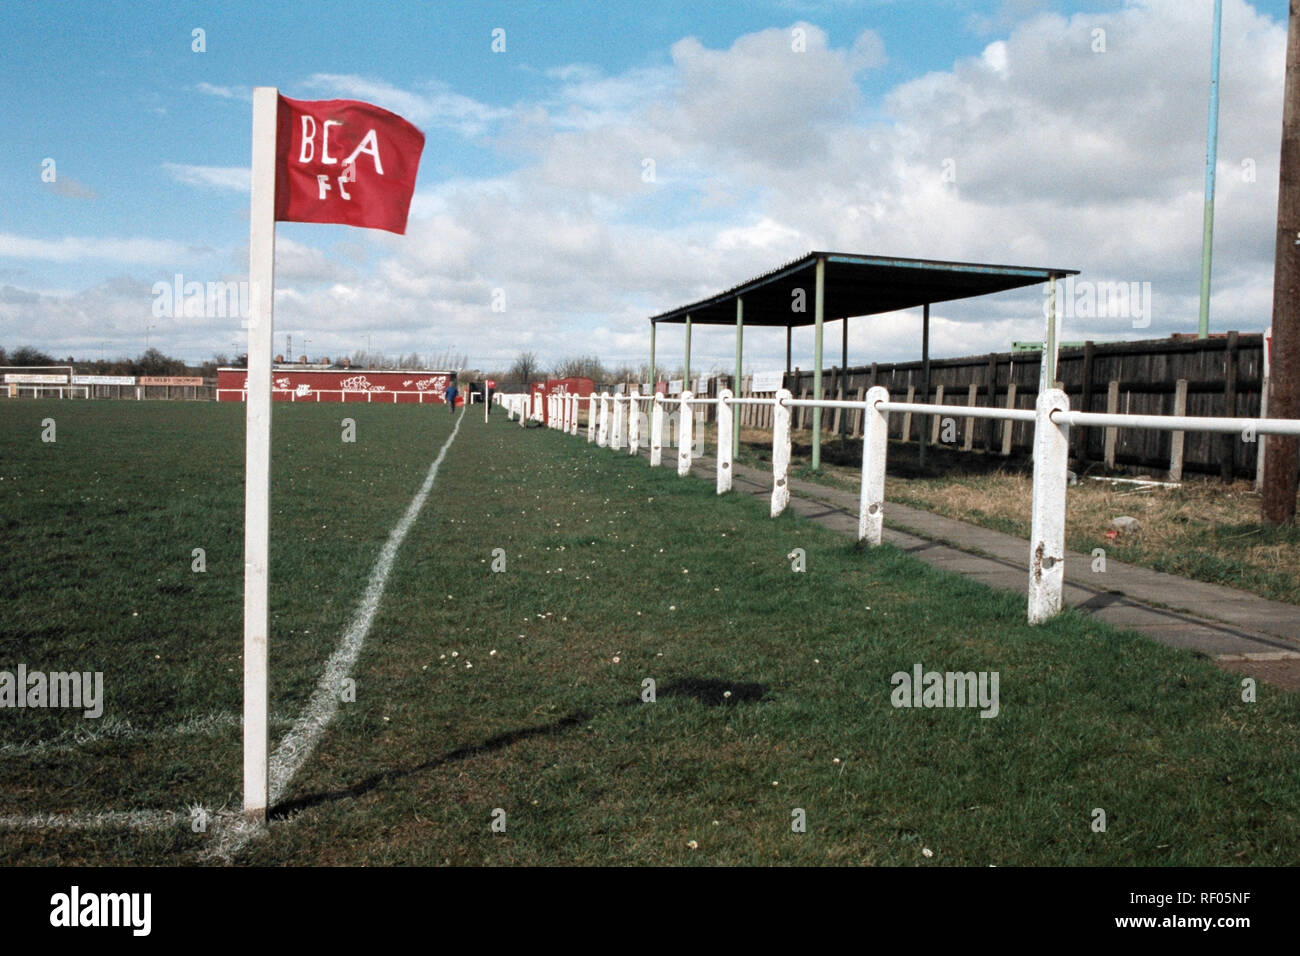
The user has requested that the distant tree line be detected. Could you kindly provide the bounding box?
[495,351,689,385]
[0,345,237,377]
[2,344,708,386]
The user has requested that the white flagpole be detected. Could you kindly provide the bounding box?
[244,86,279,823]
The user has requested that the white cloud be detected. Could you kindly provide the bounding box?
[9,2,1289,371]
[163,163,250,193]
[45,177,98,200]
[298,73,510,137]
[195,82,251,101]
[0,234,194,264]
[0,277,246,361]
[291,2,1289,369]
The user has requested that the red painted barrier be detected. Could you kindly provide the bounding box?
[216,367,459,403]
[546,377,595,398]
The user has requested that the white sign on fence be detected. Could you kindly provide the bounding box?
[668,379,683,395]
[750,370,784,392]
[72,375,136,386]
[4,373,67,384]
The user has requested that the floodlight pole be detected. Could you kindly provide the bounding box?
[812,256,825,470]
[1198,0,1224,340]
[734,298,743,460]
[243,85,278,824]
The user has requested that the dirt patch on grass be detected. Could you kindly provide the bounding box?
[695,419,1300,605]
[1216,658,1300,693]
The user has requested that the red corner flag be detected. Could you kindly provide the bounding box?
[242,87,425,825]
[275,95,425,235]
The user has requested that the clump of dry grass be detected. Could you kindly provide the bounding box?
[889,473,1300,604]
[666,420,1299,603]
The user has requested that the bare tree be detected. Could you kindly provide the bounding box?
[6,346,56,366]
[508,351,542,383]
[553,354,606,380]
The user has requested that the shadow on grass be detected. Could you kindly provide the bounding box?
[271,676,770,819]
[657,677,767,707]
[271,712,591,818]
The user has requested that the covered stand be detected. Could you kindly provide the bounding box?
[647,251,1078,468]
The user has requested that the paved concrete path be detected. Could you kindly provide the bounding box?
[649,445,1300,664]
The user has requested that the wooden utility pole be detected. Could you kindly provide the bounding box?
[1263,1,1300,525]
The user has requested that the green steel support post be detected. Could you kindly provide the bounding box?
[919,302,930,470]
[841,317,848,445]
[812,256,825,471]
[649,320,656,390]
[734,298,743,460]
[684,314,692,390]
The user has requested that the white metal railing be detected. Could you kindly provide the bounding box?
[4,385,91,399]
[215,388,456,404]
[523,385,1300,626]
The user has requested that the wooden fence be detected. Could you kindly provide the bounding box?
[724,333,1269,479]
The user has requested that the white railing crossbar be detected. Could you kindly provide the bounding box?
[515,385,1298,627]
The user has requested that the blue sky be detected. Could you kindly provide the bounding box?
[1,0,1292,372]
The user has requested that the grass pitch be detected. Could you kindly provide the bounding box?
[1,400,1297,865]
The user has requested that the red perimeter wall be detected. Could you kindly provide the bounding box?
[216,368,460,404]
[529,378,595,424]
[546,377,595,397]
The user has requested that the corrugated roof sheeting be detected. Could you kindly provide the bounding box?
[649,251,1079,327]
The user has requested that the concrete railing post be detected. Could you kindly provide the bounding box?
[628,387,640,454]
[859,386,889,545]
[716,388,733,494]
[571,394,580,435]
[587,395,596,442]
[677,391,693,476]
[1028,388,1071,625]
[772,389,792,517]
[650,394,664,466]
[612,395,625,450]
[597,393,610,447]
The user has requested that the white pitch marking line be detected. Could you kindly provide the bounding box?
[0,810,182,831]
[0,711,295,758]
[211,413,466,860]
[0,416,465,857]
